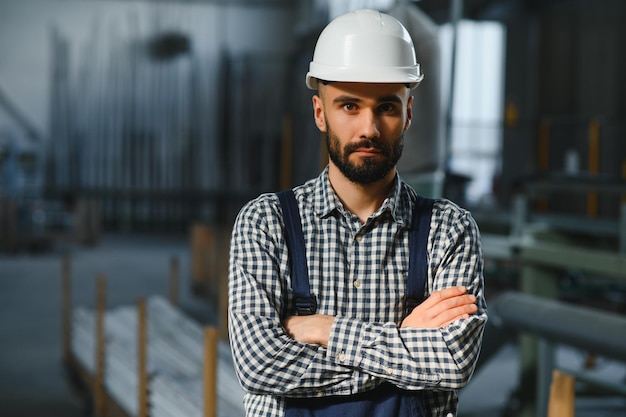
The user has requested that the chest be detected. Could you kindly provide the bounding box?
[293,215,411,323]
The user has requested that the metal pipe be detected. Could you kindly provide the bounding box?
[587,117,600,217]
[490,291,626,362]
[621,202,626,256]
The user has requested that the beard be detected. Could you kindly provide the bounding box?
[325,122,404,185]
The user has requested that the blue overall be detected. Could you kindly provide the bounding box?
[277,190,434,417]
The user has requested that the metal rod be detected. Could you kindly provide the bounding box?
[138,298,148,417]
[280,115,293,191]
[0,84,41,143]
[537,339,555,417]
[491,291,626,362]
[618,199,626,257]
[537,119,550,212]
[169,256,180,307]
[587,117,600,217]
[61,254,72,364]
[95,274,107,417]
[443,0,463,172]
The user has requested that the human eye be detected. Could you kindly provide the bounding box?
[378,102,400,114]
[342,102,358,112]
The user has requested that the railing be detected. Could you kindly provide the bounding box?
[489,289,626,417]
[61,255,244,417]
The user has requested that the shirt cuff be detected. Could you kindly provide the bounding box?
[326,316,377,368]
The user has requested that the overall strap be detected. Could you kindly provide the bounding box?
[278,190,433,318]
[404,196,435,318]
[277,189,317,316]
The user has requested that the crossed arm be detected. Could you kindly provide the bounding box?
[229,195,486,396]
[283,286,478,346]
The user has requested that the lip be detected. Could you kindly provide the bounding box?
[352,148,382,156]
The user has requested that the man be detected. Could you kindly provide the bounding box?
[228,9,486,417]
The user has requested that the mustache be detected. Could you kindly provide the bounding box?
[344,139,388,154]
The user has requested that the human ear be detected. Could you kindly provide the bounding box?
[312,95,327,132]
[404,95,413,131]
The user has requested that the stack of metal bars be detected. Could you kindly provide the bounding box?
[71,296,245,417]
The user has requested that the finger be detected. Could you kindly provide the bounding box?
[401,293,476,328]
[422,293,476,319]
[432,302,477,327]
[420,286,467,309]
[439,314,469,328]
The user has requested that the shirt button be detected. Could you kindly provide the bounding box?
[446,413,454,417]
[353,280,361,288]
[317,391,324,397]
[338,353,346,362]
[385,367,394,375]
[355,235,363,243]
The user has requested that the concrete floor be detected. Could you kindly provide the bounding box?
[1,233,624,417]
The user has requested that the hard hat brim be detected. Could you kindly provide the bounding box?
[305,66,424,90]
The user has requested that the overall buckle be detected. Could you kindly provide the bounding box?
[294,295,317,316]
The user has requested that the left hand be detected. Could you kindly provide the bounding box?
[401,286,477,329]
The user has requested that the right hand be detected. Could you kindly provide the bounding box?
[401,286,477,329]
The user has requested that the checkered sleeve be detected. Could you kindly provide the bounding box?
[228,194,360,398]
[325,199,487,391]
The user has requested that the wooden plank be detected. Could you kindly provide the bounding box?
[190,223,215,295]
[547,370,575,417]
[204,327,218,417]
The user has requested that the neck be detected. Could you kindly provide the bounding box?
[328,164,396,224]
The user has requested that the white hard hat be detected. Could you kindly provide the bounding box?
[306,9,424,90]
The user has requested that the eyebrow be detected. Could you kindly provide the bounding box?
[333,94,404,105]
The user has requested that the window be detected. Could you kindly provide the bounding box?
[440,20,506,205]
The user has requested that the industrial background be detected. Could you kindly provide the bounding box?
[0,0,625,417]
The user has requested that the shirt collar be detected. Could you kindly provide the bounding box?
[312,167,413,227]
[312,167,342,218]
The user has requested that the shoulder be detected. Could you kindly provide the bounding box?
[432,198,472,223]
[430,198,481,243]
[233,192,282,235]
[234,175,317,231]
[398,181,471,224]
[398,178,478,236]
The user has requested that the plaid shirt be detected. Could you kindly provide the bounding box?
[228,168,486,417]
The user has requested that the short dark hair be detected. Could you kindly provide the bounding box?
[318,79,410,89]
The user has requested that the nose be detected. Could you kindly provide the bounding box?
[358,109,381,139]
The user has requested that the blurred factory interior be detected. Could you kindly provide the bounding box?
[1,0,625,416]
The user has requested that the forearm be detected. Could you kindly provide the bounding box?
[229,262,364,396]
[229,310,355,395]
[323,212,487,391]
[228,198,370,397]
[282,286,484,390]
[325,312,486,390]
